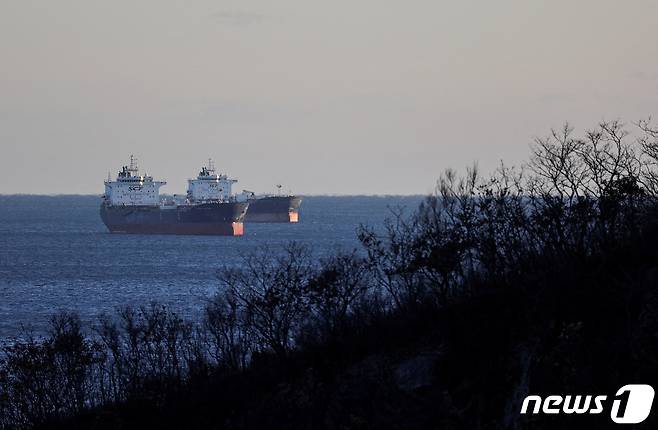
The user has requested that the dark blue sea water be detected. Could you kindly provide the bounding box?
[0,195,423,339]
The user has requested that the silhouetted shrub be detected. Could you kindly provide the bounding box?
[0,312,103,428]
[216,242,314,358]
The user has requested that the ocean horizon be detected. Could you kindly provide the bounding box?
[0,194,424,339]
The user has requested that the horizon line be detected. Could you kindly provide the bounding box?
[0,193,427,198]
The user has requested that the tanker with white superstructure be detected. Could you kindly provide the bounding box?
[100,157,248,236]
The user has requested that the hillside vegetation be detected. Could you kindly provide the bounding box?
[2,120,658,429]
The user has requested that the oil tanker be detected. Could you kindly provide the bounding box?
[100,157,248,236]
[242,186,302,223]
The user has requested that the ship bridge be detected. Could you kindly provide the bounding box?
[187,159,237,203]
[103,155,166,206]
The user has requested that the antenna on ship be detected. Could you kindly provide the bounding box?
[128,155,139,175]
[107,171,111,183]
[207,158,215,173]
[276,184,282,196]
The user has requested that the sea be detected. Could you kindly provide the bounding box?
[0,195,423,339]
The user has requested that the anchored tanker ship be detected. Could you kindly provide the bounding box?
[242,185,302,223]
[100,157,248,236]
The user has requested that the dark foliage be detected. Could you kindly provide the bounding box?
[2,120,658,429]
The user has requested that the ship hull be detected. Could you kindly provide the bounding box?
[100,202,248,236]
[244,196,302,223]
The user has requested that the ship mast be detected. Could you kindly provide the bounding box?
[127,155,139,176]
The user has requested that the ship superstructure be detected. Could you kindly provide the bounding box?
[103,156,166,206]
[187,159,240,203]
[100,157,248,236]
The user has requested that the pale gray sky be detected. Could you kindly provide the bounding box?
[1,0,657,195]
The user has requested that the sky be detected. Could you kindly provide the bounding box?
[1,0,657,195]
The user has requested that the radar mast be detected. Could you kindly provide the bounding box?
[127,155,139,176]
[207,158,216,174]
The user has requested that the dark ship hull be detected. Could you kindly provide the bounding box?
[244,196,302,223]
[100,202,249,236]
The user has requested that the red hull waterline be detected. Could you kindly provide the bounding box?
[106,222,244,236]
